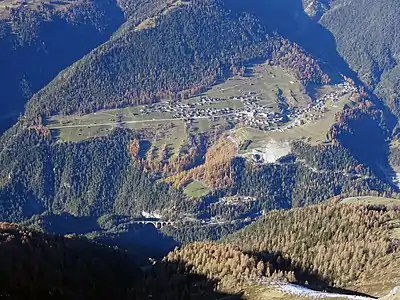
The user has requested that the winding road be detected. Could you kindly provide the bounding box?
[47,113,239,130]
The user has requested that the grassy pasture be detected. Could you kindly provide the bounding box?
[45,64,313,145]
[341,196,400,207]
[183,181,209,198]
[52,125,112,142]
[186,63,310,110]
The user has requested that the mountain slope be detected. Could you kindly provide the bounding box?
[0,222,243,299]
[0,0,398,270]
[0,222,141,299]
[0,126,188,223]
[0,205,398,299]
[0,0,396,228]
[319,0,400,92]
[225,204,400,290]
[167,204,400,296]
[25,0,329,118]
[0,0,125,132]
[302,0,400,171]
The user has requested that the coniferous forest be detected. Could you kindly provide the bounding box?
[0,0,399,299]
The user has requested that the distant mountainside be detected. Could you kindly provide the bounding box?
[318,0,400,117]
[25,0,330,118]
[0,1,399,296]
[0,0,397,244]
[0,0,125,133]
[300,0,400,170]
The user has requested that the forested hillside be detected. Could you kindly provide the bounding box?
[0,222,242,299]
[319,0,399,86]
[0,120,392,229]
[217,140,391,217]
[0,126,189,223]
[312,0,400,173]
[0,222,142,299]
[318,0,400,117]
[0,0,396,248]
[0,1,399,296]
[0,0,126,132]
[2,204,398,299]
[168,204,400,294]
[25,0,329,118]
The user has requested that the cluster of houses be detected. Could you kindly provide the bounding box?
[137,81,357,132]
[139,98,238,120]
[234,81,356,131]
[282,81,357,131]
[218,196,257,206]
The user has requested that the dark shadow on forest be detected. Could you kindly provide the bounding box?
[225,0,359,84]
[138,139,152,157]
[139,260,245,299]
[335,110,397,186]
[248,250,377,298]
[92,223,180,264]
[35,212,100,235]
[0,226,243,299]
[26,212,180,264]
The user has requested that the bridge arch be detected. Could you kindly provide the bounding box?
[133,220,174,229]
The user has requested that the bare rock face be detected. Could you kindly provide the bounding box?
[252,139,291,164]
